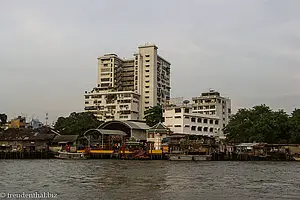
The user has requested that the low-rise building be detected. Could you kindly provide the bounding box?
[163,105,222,138]
[191,89,231,130]
[8,116,26,129]
[0,127,56,152]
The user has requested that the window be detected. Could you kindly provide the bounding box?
[145,54,150,57]
[145,80,150,83]
[145,75,150,78]
[204,127,208,132]
[175,108,181,113]
[197,118,202,123]
[145,96,149,99]
[215,120,219,125]
[228,108,231,114]
[191,118,196,122]
[145,70,150,73]
[191,126,196,131]
[197,127,202,131]
[184,116,189,119]
[145,60,150,62]
[145,64,150,67]
[145,86,150,88]
[145,91,149,93]
[204,119,208,123]
[210,119,214,124]
[210,105,215,109]
[85,101,89,104]
[174,125,181,127]
[209,128,214,132]
[184,108,189,113]
[184,125,190,127]
[175,116,181,118]
[145,101,149,104]
[101,78,110,82]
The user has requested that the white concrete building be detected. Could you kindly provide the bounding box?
[191,90,231,130]
[85,44,171,121]
[84,90,140,121]
[163,105,222,137]
[163,90,231,138]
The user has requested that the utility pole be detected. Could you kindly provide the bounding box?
[45,113,48,126]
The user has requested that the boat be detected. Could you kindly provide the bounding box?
[169,155,193,161]
[192,155,212,161]
[55,151,86,159]
[293,156,300,161]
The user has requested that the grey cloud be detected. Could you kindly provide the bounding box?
[0,0,299,122]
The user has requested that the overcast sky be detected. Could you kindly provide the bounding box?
[1,0,299,123]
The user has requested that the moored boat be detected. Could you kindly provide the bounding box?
[293,156,300,161]
[55,151,86,159]
[169,155,193,161]
[192,155,212,161]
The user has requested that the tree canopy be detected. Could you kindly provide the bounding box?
[144,105,164,127]
[289,109,300,143]
[0,113,7,125]
[54,112,103,135]
[224,105,300,144]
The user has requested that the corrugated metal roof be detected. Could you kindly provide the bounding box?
[99,120,149,130]
[122,121,149,130]
[83,129,127,136]
[97,129,127,136]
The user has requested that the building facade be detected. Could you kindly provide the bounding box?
[191,90,231,130]
[84,90,140,121]
[163,105,222,137]
[163,90,231,138]
[85,44,171,121]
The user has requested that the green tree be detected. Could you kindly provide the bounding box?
[289,109,300,143]
[54,112,103,135]
[144,105,164,127]
[0,113,7,125]
[224,105,290,143]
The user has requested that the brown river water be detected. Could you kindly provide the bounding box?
[1,160,300,200]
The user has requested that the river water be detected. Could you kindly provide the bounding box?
[1,160,300,200]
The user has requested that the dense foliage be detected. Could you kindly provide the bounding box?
[0,113,7,125]
[224,105,300,144]
[54,112,103,135]
[144,105,164,127]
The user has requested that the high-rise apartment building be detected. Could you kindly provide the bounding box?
[84,44,171,121]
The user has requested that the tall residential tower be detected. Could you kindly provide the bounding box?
[84,44,171,121]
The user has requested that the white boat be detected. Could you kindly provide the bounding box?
[192,155,212,161]
[55,151,86,159]
[169,155,193,161]
[293,156,300,161]
[169,154,212,161]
